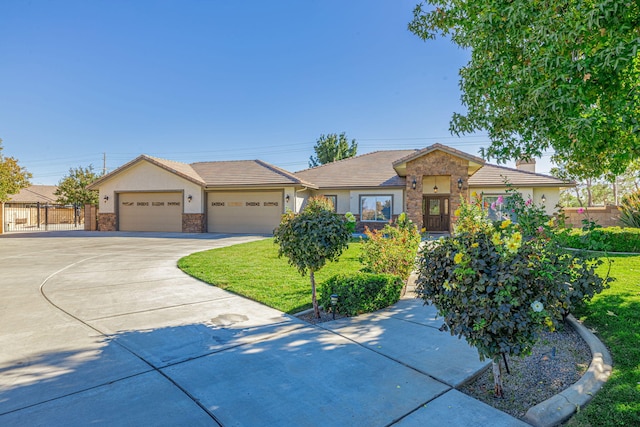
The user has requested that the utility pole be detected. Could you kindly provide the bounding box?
[102,152,107,175]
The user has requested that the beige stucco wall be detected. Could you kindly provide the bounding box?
[98,161,203,214]
[472,187,560,215]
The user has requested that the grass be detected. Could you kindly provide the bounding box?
[177,238,363,314]
[567,254,640,426]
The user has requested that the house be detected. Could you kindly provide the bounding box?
[87,143,571,234]
[1,185,88,232]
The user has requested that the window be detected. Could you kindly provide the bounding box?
[323,195,337,212]
[360,195,392,222]
[482,194,515,221]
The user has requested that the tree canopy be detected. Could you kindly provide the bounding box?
[55,165,101,206]
[409,0,640,176]
[309,132,357,168]
[0,139,32,202]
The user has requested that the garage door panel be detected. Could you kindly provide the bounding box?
[119,193,182,232]
[207,192,282,234]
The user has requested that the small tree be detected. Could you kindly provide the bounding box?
[309,132,357,168]
[0,139,32,202]
[273,196,351,318]
[417,192,610,397]
[55,165,101,206]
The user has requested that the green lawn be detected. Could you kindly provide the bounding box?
[568,254,640,426]
[177,238,363,314]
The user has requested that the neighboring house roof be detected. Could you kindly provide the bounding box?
[469,164,573,187]
[294,150,417,188]
[191,160,317,188]
[8,185,58,203]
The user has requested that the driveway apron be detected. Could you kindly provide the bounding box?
[0,232,528,426]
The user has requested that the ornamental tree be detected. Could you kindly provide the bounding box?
[55,165,101,206]
[0,139,32,202]
[273,196,351,318]
[416,191,610,397]
[409,0,640,176]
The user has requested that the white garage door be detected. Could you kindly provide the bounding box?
[119,192,182,232]
[207,191,283,234]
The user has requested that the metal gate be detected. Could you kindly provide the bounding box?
[3,202,85,232]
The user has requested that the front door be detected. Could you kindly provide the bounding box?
[423,196,450,232]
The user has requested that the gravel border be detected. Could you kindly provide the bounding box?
[524,315,613,427]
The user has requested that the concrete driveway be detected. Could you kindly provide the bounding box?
[0,232,527,426]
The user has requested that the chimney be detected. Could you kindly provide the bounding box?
[516,158,536,173]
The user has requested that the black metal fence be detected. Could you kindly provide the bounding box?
[3,202,85,232]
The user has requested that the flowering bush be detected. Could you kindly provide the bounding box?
[344,211,357,233]
[360,213,421,282]
[416,190,611,396]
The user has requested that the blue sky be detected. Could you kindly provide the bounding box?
[1,1,552,185]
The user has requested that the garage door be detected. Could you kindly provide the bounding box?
[207,191,283,234]
[119,192,182,232]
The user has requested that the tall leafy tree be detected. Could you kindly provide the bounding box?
[55,165,101,206]
[273,196,351,318]
[0,139,32,202]
[309,132,357,167]
[409,0,640,176]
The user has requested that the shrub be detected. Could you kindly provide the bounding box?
[416,193,611,397]
[620,190,640,228]
[555,227,640,253]
[360,213,421,282]
[319,273,404,317]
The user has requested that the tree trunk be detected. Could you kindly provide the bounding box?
[492,358,504,398]
[310,270,320,318]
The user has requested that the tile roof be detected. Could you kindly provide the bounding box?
[294,150,417,188]
[8,185,59,203]
[191,160,316,188]
[469,164,573,187]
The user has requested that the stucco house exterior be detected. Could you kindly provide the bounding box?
[87,143,571,234]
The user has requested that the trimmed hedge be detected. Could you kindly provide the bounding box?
[555,226,640,253]
[319,273,404,317]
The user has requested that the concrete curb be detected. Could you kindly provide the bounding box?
[524,315,613,427]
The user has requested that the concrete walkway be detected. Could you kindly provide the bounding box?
[0,232,528,426]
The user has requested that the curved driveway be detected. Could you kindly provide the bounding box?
[0,232,526,426]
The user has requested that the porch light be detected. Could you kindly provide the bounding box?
[103,195,109,202]
[457,178,463,190]
[285,194,290,203]
[411,179,416,190]
[433,185,438,193]
[187,195,193,203]
[330,294,338,320]
[541,194,546,203]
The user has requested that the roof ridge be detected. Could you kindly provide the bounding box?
[296,149,417,173]
[483,162,565,180]
[254,159,307,184]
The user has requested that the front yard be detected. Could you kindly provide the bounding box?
[179,236,640,425]
[177,238,363,314]
[567,254,640,426]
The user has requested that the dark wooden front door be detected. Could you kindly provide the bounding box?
[423,196,450,232]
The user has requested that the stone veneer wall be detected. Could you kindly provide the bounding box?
[404,151,470,232]
[182,213,206,233]
[97,213,117,231]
